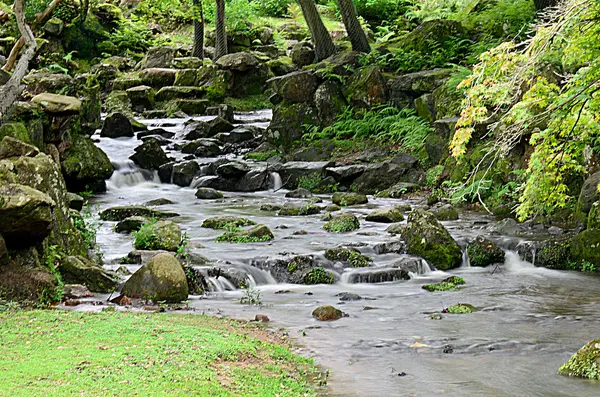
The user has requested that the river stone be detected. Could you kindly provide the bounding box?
[126,85,155,111]
[286,188,313,198]
[171,57,203,69]
[208,116,234,135]
[60,255,119,292]
[467,236,505,267]
[0,136,39,159]
[377,182,421,198]
[61,134,114,193]
[345,267,410,284]
[31,93,81,115]
[404,209,462,271]
[214,126,256,144]
[312,305,345,321]
[269,71,318,103]
[215,52,258,72]
[144,198,175,206]
[352,160,420,195]
[115,216,147,234]
[172,161,200,187]
[277,202,321,216]
[216,162,250,178]
[130,139,169,170]
[63,284,93,299]
[195,188,223,199]
[99,206,178,221]
[244,225,274,240]
[202,216,256,229]
[134,220,182,252]
[121,253,189,303]
[336,292,362,301]
[558,339,600,380]
[0,183,55,248]
[323,213,360,233]
[332,192,368,206]
[100,112,134,138]
[433,204,459,221]
[366,207,405,223]
[67,193,84,211]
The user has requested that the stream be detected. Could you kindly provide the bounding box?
[79,110,600,397]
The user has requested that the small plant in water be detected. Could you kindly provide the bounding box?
[240,286,262,305]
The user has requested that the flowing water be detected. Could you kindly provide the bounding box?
[85,110,600,397]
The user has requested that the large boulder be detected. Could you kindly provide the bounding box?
[140,68,178,88]
[366,207,405,223]
[100,112,134,138]
[215,52,259,72]
[570,229,600,266]
[404,209,462,270]
[172,161,200,187]
[332,192,368,206]
[467,236,505,267]
[134,220,182,252]
[267,101,320,149]
[129,139,169,170]
[269,71,318,103]
[121,252,189,303]
[315,81,347,127]
[312,305,345,321]
[99,205,178,221]
[351,158,421,194]
[31,93,81,115]
[290,42,315,67]
[401,20,466,53]
[24,73,74,95]
[277,161,331,189]
[389,68,453,96]
[0,136,39,159]
[323,213,360,233]
[0,183,55,248]
[126,85,155,111]
[61,134,114,192]
[558,339,600,380]
[577,171,600,214]
[345,66,388,109]
[141,46,177,69]
[60,255,119,292]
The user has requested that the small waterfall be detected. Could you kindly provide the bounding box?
[107,161,159,189]
[206,276,236,292]
[271,172,282,191]
[462,248,471,267]
[504,250,534,271]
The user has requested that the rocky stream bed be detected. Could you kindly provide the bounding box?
[65,110,600,397]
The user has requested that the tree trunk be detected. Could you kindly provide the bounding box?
[2,0,62,72]
[534,0,558,10]
[192,0,204,59]
[0,0,37,119]
[214,0,227,61]
[297,0,335,61]
[337,0,370,53]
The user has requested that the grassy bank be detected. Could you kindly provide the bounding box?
[0,310,319,397]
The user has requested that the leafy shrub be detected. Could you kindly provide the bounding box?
[134,0,193,28]
[256,0,291,17]
[304,267,334,285]
[353,0,410,23]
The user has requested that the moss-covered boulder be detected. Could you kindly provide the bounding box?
[558,339,600,380]
[140,68,178,88]
[323,213,360,233]
[215,52,259,72]
[588,201,600,229]
[423,276,466,292]
[99,206,178,221]
[570,229,600,266]
[325,247,371,267]
[312,305,345,321]
[366,207,404,223]
[60,255,119,292]
[269,71,318,103]
[133,220,182,252]
[195,187,223,200]
[0,136,39,159]
[267,101,320,149]
[400,20,465,53]
[121,252,189,303]
[141,46,177,69]
[61,134,113,192]
[467,236,505,267]
[432,204,459,221]
[533,240,572,270]
[216,224,274,243]
[444,303,476,314]
[315,81,348,127]
[129,139,169,170]
[345,66,388,109]
[100,112,134,138]
[0,122,33,146]
[404,209,462,270]
[277,202,321,216]
[156,86,205,102]
[115,216,146,234]
[31,93,81,115]
[332,192,368,206]
[202,216,255,229]
[0,183,55,248]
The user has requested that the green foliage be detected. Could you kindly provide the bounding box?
[287,261,298,273]
[426,165,445,187]
[298,173,323,192]
[353,0,410,23]
[422,276,465,292]
[304,267,334,285]
[304,107,432,158]
[176,232,190,260]
[445,303,475,314]
[0,310,318,395]
[72,203,99,251]
[581,260,598,273]
[40,245,65,306]
[256,0,291,17]
[132,219,160,250]
[0,299,20,313]
[240,285,262,305]
[244,150,280,161]
[348,250,371,268]
[406,0,470,22]
[216,223,273,243]
[134,0,194,28]
[558,339,600,380]
[452,0,600,220]
[103,19,155,56]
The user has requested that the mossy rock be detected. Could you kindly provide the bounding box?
[312,305,345,321]
[121,252,188,303]
[467,236,504,267]
[216,224,274,243]
[277,202,321,216]
[332,192,368,206]
[404,209,462,270]
[422,276,465,292]
[0,122,32,146]
[202,216,256,229]
[570,229,600,267]
[99,206,178,221]
[588,201,600,230]
[304,267,334,285]
[134,220,182,252]
[323,213,360,233]
[444,303,475,314]
[115,216,146,234]
[60,255,119,293]
[61,134,113,192]
[558,339,600,380]
[433,204,459,221]
[325,247,371,267]
[534,240,572,270]
[365,207,405,223]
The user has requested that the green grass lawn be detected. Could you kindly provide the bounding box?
[0,310,319,397]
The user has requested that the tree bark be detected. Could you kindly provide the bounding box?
[192,0,204,59]
[214,0,227,61]
[337,0,370,53]
[534,0,559,10]
[2,0,62,72]
[297,0,335,61]
[0,0,37,119]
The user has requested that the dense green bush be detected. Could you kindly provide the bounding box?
[134,0,193,28]
[255,0,291,17]
[353,0,410,23]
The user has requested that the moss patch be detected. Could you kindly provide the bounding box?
[559,339,600,380]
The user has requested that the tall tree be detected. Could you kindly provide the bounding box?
[214,0,227,61]
[192,0,204,59]
[534,0,559,10]
[337,0,370,53]
[297,0,335,61]
[0,0,37,118]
